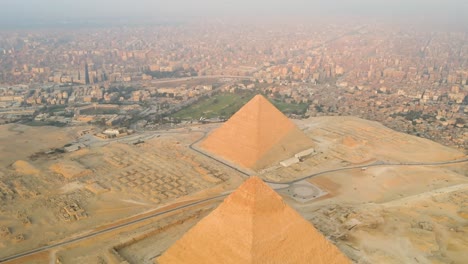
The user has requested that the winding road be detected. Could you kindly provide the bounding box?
[1,127,467,263]
[188,130,468,187]
[0,194,229,263]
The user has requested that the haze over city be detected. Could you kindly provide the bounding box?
[0,0,467,26]
[0,0,467,263]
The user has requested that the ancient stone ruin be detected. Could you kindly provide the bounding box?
[200,94,314,171]
[158,176,350,264]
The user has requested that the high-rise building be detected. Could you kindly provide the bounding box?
[84,63,90,85]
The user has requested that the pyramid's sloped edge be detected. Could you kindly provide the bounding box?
[158,177,351,264]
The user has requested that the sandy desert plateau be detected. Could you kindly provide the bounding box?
[0,97,467,264]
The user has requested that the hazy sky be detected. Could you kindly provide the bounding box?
[0,0,466,24]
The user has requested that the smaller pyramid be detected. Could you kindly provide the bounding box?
[200,95,314,170]
[158,176,351,264]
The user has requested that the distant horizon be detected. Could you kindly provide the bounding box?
[0,15,466,31]
[0,0,466,29]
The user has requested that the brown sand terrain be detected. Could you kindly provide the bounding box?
[200,94,314,170]
[158,176,350,264]
[50,161,93,179]
[302,116,463,163]
[309,166,467,203]
[0,125,243,262]
[342,136,359,148]
[0,124,81,166]
[300,183,468,264]
[1,115,467,264]
[51,200,220,264]
[273,118,468,264]
[12,160,40,175]
[265,116,465,182]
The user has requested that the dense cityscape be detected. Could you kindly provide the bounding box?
[1,0,468,262]
[0,20,466,150]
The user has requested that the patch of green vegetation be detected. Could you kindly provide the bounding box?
[172,92,255,119]
[79,108,120,115]
[24,120,68,127]
[269,99,309,116]
[171,91,309,120]
[44,105,68,113]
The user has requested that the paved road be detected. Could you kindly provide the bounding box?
[3,125,467,262]
[188,131,252,178]
[98,127,468,187]
[0,194,229,263]
[0,129,241,263]
[184,129,468,186]
[148,75,252,84]
[264,157,468,185]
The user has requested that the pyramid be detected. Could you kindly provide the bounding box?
[200,95,314,170]
[158,176,351,264]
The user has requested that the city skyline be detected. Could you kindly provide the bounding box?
[0,0,466,27]
[0,1,467,263]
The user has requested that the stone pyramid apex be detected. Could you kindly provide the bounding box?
[239,93,282,116]
[251,93,269,103]
[252,93,264,99]
[158,177,351,264]
[233,175,271,193]
[220,176,286,214]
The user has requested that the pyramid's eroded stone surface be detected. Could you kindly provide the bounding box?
[158,176,351,264]
[200,95,314,170]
